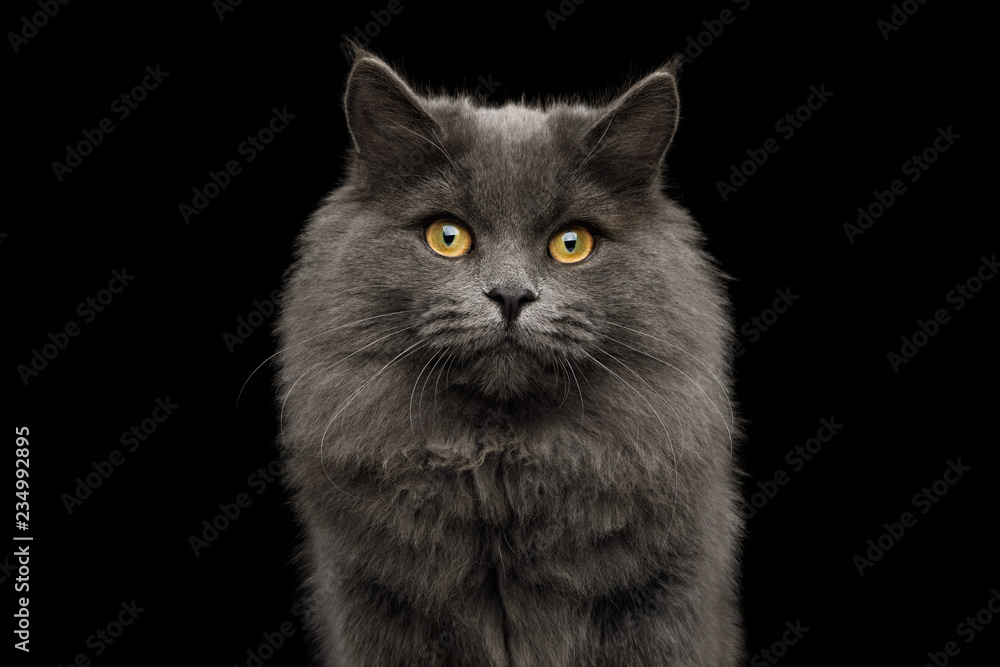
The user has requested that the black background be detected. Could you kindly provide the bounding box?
[7,1,996,665]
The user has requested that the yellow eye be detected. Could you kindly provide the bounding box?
[425,219,472,257]
[548,226,594,263]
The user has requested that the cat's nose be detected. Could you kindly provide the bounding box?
[486,286,537,324]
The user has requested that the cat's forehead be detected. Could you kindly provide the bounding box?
[443,105,579,220]
[399,98,608,229]
[440,102,588,180]
[430,99,589,155]
[467,104,553,140]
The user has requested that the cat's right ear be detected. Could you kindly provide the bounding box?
[344,52,441,163]
[581,61,681,194]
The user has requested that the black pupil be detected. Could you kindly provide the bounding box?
[442,225,458,246]
[563,231,578,253]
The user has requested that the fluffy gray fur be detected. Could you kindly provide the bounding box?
[276,49,744,666]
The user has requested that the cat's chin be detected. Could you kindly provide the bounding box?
[449,345,551,402]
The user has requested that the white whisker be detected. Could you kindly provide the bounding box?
[577,107,618,170]
[417,349,449,438]
[235,308,430,417]
[386,119,458,171]
[281,321,425,440]
[596,329,734,459]
[543,354,574,416]
[554,354,573,411]
[593,319,735,428]
[409,349,443,438]
[589,346,676,461]
[563,351,586,429]
[318,339,429,501]
[590,344,682,535]
[432,350,454,414]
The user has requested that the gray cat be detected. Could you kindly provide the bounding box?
[276,47,744,666]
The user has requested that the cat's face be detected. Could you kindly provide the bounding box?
[286,52,720,407]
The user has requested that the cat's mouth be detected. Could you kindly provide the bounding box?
[493,327,549,359]
[495,333,521,352]
[439,329,553,400]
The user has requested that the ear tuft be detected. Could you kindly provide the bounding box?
[339,36,373,64]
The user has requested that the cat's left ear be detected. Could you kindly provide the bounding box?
[343,52,441,164]
[582,61,680,191]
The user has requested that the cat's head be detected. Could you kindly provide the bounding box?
[283,50,727,408]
